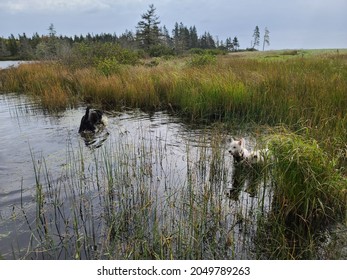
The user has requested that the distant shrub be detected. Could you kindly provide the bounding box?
[148,45,174,57]
[245,47,258,52]
[281,50,299,56]
[188,54,216,67]
[205,49,227,55]
[189,48,205,55]
[96,57,121,76]
[62,42,139,68]
[189,48,226,56]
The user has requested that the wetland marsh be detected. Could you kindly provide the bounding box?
[0,51,346,259]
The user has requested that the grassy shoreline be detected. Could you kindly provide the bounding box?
[1,50,346,164]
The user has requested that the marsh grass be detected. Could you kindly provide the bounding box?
[0,63,75,110]
[1,53,346,125]
[6,122,346,260]
[11,127,280,259]
[1,53,346,145]
[269,133,346,227]
[255,132,347,259]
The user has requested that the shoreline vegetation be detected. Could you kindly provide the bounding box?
[1,49,346,158]
[0,48,346,259]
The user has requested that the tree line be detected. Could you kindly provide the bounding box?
[0,4,269,60]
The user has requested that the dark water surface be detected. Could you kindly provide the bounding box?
[1,60,345,259]
[0,91,274,259]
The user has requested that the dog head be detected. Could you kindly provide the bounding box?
[228,138,246,159]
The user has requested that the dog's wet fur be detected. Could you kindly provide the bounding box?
[79,106,108,133]
[228,138,270,164]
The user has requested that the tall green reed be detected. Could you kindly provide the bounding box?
[1,54,346,138]
[269,132,346,228]
[255,131,347,259]
[14,126,279,259]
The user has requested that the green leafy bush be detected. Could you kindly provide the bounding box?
[96,57,121,76]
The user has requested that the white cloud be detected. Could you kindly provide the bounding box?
[0,0,114,13]
[0,0,345,49]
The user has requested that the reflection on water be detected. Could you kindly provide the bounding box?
[79,129,110,148]
[0,94,80,203]
[0,93,271,259]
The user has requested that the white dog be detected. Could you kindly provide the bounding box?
[228,138,270,164]
[228,138,251,163]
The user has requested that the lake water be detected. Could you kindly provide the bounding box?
[0,60,31,69]
[0,91,273,259]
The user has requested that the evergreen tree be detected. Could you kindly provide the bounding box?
[136,4,161,51]
[172,22,189,54]
[225,37,233,51]
[0,38,10,57]
[48,23,57,37]
[18,33,34,59]
[262,27,270,51]
[232,36,240,51]
[252,26,260,49]
[179,22,190,50]
[47,23,58,57]
[215,36,220,48]
[189,26,198,48]
[172,22,180,53]
[118,30,136,49]
[8,34,18,56]
[31,32,42,49]
[161,25,172,47]
[199,32,215,49]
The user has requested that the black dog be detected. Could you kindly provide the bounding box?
[78,106,107,133]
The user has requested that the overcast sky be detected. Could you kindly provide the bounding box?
[0,0,346,50]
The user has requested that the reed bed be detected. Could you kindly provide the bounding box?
[1,53,346,131]
[256,132,347,259]
[269,133,346,228]
[13,126,345,260]
[1,54,346,123]
[10,128,277,260]
[1,53,346,171]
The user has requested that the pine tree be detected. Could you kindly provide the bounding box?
[31,32,41,49]
[252,26,260,49]
[172,22,179,53]
[226,37,233,51]
[161,25,172,47]
[0,38,10,57]
[172,22,190,54]
[179,23,190,50]
[232,36,240,51]
[189,26,198,48]
[8,34,18,56]
[199,32,215,49]
[48,23,57,37]
[47,23,58,57]
[19,33,34,59]
[136,4,161,51]
[262,27,270,51]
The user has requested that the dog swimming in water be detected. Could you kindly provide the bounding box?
[78,106,108,133]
